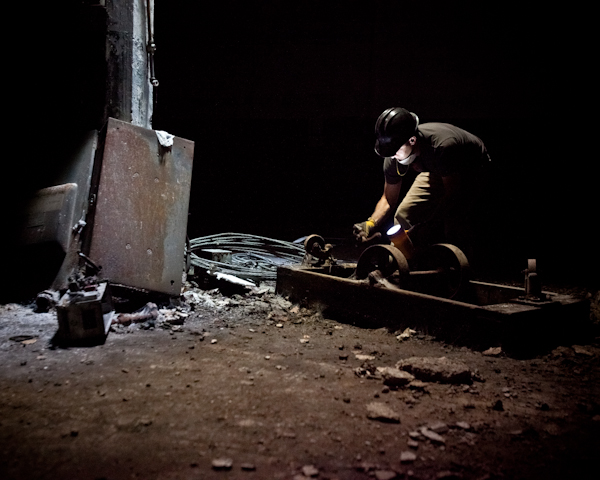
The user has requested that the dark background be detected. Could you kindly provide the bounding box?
[151,1,594,284]
[5,1,596,295]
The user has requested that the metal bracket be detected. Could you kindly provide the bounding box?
[520,259,548,302]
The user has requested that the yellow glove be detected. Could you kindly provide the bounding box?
[353,218,376,242]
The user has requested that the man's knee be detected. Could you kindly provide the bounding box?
[394,208,412,230]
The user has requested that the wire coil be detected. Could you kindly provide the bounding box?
[188,233,305,283]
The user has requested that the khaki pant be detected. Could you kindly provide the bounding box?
[394,170,486,260]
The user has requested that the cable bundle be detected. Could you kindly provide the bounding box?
[188,233,305,283]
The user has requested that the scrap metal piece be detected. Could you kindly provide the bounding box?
[87,118,194,295]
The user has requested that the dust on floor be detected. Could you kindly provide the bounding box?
[1,283,599,480]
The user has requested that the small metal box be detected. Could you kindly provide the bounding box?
[56,282,114,345]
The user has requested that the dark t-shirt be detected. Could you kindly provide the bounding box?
[383,123,488,184]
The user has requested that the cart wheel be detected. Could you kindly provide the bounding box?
[422,243,470,299]
[304,234,326,256]
[356,244,410,284]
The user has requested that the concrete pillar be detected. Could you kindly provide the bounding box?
[105,0,154,129]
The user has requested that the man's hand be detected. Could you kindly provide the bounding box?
[353,219,380,243]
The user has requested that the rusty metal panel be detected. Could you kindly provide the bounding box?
[88,118,194,295]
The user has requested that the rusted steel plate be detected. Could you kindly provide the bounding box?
[88,118,194,295]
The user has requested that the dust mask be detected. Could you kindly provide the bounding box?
[397,152,416,166]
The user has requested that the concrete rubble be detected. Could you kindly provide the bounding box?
[366,402,401,423]
[377,366,415,387]
[396,356,475,384]
[211,457,233,470]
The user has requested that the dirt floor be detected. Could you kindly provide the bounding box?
[1,274,599,480]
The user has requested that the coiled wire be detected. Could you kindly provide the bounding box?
[188,233,305,283]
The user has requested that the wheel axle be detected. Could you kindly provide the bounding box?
[356,243,470,299]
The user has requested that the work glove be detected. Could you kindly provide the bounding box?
[353,218,380,243]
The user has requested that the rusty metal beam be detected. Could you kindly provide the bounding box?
[276,265,590,352]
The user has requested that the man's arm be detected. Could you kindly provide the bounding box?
[370,181,403,227]
[353,180,402,241]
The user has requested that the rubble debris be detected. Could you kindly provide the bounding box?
[269,295,292,309]
[354,461,370,473]
[301,464,319,477]
[400,450,417,463]
[549,346,572,358]
[355,353,376,361]
[211,458,233,470]
[159,308,188,325]
[420,426,445,444]
[572,345,594,356]
[354,363,381,380]
[377,366,415,387]
[35,290,60,313]
[109,302,192,333]
[407,380,429,392]
[182,288,232,310]
[407,439,419,449]
[114,303,159,326]
[396,357,474,384]
[366,402,401,423]
[428,421,449,434]
[374,469,398,479]
[395,328,417,342]
[409,430,424,439]
[10,335,37,343]
[436,471,462,479]
[482,346,502,356]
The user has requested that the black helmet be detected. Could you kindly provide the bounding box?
[374,107,419,157]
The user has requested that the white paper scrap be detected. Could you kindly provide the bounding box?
[155,130,174,147]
